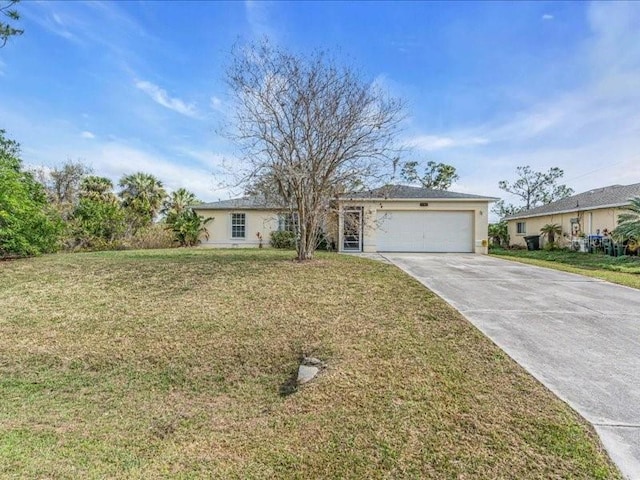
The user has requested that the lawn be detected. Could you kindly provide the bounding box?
[491,248,640,289]
[0,249,620,479]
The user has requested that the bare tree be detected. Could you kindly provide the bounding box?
[227,41,404,260]
[494,165,573,217]
[35,160,92,219]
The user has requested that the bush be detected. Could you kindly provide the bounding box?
[165,210,211,247]
[270,230,296,249]
[125,224,176,250]
[316,232,335,251]
[1,133,63,258]
[68,197,126,249]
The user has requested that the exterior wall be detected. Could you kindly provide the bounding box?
[507,207,625,247]
[193,208,281,248]
[338,199,491,254]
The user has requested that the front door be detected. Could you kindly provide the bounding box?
[343,208,362,251]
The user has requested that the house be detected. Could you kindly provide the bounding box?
[337,185,497,254]
[194,185,497,253]
[193,196,289,248]
[503,183,640,247]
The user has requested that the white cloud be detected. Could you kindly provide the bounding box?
[52,12,65,25]
[81,131,95,139]
[209,95,228,114]
[407,134,488,152]
[20,6,79,43]
[91,143,227,200]
[542,14,554,21]
[23,141,235,201]
[176,147,231,170]
[21,1,155,55]
[245,0,278,39]
[421,2,640,208]
[135,80,199,118]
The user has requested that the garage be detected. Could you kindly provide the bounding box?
[375,210,474,252]
[337,185,496,254]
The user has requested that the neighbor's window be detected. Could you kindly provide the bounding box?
[231,213,246,239]
[517,222,526,235]
[278,213,297,232]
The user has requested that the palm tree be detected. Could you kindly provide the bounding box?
[161,188,200,222]
[118,172,167,230]
[79,176,116,203]
[540,223,562,245]
[168,210,212,246]
[613,197,640,241]
[488,221,508,247]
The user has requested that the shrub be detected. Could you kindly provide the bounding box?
[126,224,176,250]
[165,210,212,247]
[69,197,126,248]
[316,232,334,251]
[543,241,560,251]
[270,230,296,249]
[1,132,63,258]
[489,222,509,246]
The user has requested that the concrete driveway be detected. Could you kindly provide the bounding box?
[384,253,640,479]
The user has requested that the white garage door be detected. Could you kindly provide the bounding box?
[376,210,474,252]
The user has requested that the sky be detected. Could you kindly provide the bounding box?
[1,1,639,220]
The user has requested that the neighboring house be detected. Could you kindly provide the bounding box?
[337,185,497,254]
[193,196,290,248]
[194,184,498,253]
[503,183,640,247]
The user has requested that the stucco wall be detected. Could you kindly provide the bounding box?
[193,208,281,248]
[507,207,625,247]
[338,199,491,254]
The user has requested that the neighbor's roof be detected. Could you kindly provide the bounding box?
[503,183,640,221]
[339,184,498,201]
[194,195,284,210]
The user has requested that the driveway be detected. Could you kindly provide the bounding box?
[384,253,640,479]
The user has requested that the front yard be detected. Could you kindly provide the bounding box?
[491,248,640,289]
[0,249,620,478]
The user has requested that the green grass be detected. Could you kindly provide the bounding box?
[0,249,621,478]
[491,248,640,289]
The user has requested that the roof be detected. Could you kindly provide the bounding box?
[503,183,640,221]
[339,184,498,201]
[194,195,284,210]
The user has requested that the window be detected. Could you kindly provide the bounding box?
[516,221,526,235]
[278,213,297,232]
[231,213,246,239]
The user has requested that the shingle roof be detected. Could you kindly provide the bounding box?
[503,183,640,221]
[194,195,284,210]
[340,184,498,201]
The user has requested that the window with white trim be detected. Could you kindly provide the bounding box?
[231,213,246,239]
[278,213,297,232]
[516,221,526,235]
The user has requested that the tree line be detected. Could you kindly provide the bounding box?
[0,130,209,258]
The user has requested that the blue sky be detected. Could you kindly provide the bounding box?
[1,1,639,218]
